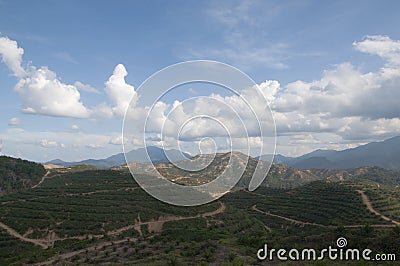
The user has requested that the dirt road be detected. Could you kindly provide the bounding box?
[252,204,397,228]
[0,221,48,249]
[0,201,225,251]
[31,171,51,189]
[108,202,226,235]
[356,190,400,225]
[33,202,226,265]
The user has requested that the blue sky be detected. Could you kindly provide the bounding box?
[1,0,400,162]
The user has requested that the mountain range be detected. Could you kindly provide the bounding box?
[257,136,400,170]
[47,146,191,168]
[47,136,400,170]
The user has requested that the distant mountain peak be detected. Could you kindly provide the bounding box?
[46,146,191,168]
[258,136,400,170]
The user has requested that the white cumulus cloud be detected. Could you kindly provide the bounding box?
[14,66,91,118]
[71,124,79,132]
[104,64,137,117]
[353,35,400,66]
[0,37,26,77]
[39,139,65,148]
[86,143,104,149]
[0,37,91,118]
[109,135,128,145]
[268,35,400,142]
[8,117,20,126]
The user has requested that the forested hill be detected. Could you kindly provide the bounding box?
[0,156,46,195]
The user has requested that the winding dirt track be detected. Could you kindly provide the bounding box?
[251,205,326,227]
[107,202,226,235]
[0,221,104,249]
[252,188,400,228]
[0,201,225,251]
[356,190,400,225]
[0,221,48,248]
[31,171,51,189]
[33,202,226,265]
[251,205,396,228]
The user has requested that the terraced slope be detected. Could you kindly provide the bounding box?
[225,181,390,226]
[362,186,400,222]
[0,168,399,265]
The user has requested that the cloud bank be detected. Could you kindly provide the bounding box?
[2,35,400,157]
[270,35,400,142]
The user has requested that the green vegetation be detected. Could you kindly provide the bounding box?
[0,156,45,195]
[0,165,399,265]
[158,152,400,190]
[227,181,389,226]
[364,186,400,222]
[311,166,400,185]
[0,170,218,238]
[158,153,321,188]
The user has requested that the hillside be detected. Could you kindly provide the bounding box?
[156,152,321,189]
[308,166,400,185]
[154,152,400,189]
[0,156,46,195]
[0,168,398,265]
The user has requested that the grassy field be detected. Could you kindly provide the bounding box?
[0,168,399,265]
